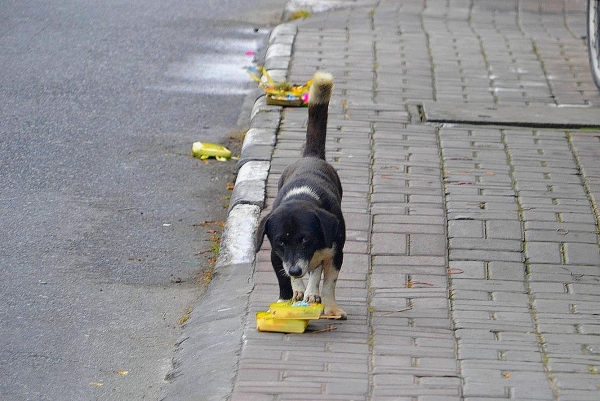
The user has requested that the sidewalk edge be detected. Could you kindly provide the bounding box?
[158,22,297,401]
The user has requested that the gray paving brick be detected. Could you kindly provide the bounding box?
[447,210,523,222]
[447,260,486,279]
[525,241,563,264]
[525,229,598,244]
[450,238,523,252]
[448,220,484,238]
[563,243,600,265]
[486,219,523,239]
[449,249,524,262]
[450,278,527,293]
[479,261,524,281]
[370,233,407,255]
[409,233,446,256]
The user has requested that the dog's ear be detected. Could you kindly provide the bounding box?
[315,209,339,249]
[255,213,270,252]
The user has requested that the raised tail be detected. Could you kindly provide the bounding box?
[303,71,333,159]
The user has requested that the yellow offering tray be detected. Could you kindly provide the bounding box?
[268,301,324,319]
[247,66,311,107]
[265,93,304,107]
[256,301,326,333]
[256,312,309,334]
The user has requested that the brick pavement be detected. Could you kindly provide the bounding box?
[225,0,600,400]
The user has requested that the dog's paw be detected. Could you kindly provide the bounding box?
[304,293,322,303]
[323,304,347,320]
[293,291,305,301]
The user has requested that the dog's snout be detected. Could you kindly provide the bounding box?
[288,266,303,277]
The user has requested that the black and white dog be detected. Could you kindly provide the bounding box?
[255,71,347,319]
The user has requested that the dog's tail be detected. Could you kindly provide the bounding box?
[303,71,333,160]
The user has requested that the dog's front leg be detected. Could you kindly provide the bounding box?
[322,261,347,319]
[271,250,293,301]
[291,277,305,301]
[303,265,322,303]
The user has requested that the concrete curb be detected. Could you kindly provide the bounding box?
[223,22,298,270]
[158,22,297,401]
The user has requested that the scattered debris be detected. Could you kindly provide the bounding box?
[178,307,193,326]
[247,66,311,106]
[406,281,434,288]
[381,307,413,316]
[288,9,310,20]
[190,142,232,161]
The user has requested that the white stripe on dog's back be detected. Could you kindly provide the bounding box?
[283,186,320,202]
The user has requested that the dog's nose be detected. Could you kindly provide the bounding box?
[288,266,303,277]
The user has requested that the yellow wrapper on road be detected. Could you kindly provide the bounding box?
[191,142,232,161]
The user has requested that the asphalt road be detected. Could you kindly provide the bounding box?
[0,0,282,399]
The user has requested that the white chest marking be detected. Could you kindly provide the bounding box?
[283,186,320,202]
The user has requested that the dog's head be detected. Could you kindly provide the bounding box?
[255,203,339,278]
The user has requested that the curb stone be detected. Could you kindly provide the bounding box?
[227,22,296,241]
[159,21,297,401]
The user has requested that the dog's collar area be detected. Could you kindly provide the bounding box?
[282,186,320,202]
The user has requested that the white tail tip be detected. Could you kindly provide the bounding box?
[309,71,333,105]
